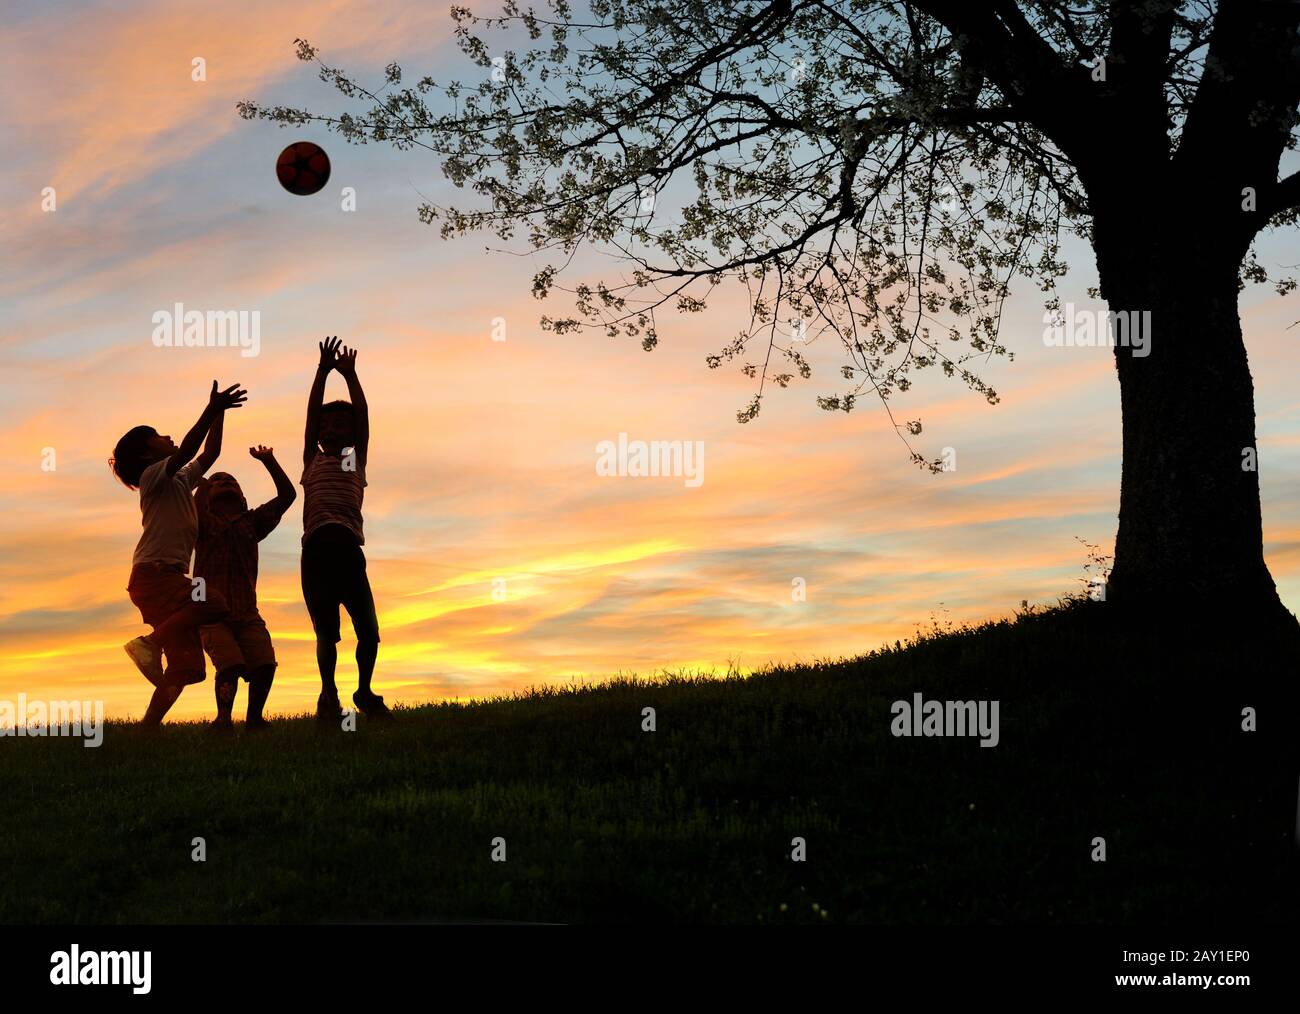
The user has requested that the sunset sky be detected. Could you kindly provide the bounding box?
[4,0,1300,722]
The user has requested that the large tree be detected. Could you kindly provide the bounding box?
[242,0,1300,628]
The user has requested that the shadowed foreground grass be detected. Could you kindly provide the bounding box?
[2,599,1297,924]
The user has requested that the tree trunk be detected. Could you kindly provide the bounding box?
[1093,231,1295,632]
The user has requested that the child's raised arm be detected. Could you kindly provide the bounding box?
[168,381,246,477]
[304,337,341,466]
[194,403,226,475]
[193,475,212,515]
[335,344,369,471]
[251,445,297,514]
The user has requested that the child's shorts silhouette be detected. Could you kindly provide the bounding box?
[127,562,227,685]
[201,616,276,673]
[301,538,380,645]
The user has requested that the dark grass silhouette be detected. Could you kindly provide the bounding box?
[3,597,1296,924]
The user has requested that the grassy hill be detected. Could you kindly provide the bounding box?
[3,598,1297,924]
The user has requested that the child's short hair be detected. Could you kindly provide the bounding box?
[109,425,157,489]
[201,472,249,512]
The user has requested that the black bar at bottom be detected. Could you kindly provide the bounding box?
[1,925,1279,999]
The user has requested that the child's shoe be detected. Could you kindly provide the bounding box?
[209,715,234,732]
[124,635,164,686]
[315,691,343,724]
[352,689,393,720]
[246,716,272,732]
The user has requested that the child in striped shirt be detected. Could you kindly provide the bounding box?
[301,337,389,723]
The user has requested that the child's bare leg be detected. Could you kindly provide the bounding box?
[152,597,227,648]
[343,584,380,697]
[356,638,378,695]
[214,665,243,722]
[247,664,275,723]
[316,639,337,695]
[141,685,183,726]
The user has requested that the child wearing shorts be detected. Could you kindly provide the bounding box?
[193,445,296,729]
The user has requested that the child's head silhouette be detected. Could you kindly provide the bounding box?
[316,400,356,456]
[204,471,248,515]
[109,426,176,489]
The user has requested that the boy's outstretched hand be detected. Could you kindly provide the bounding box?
[319,336,342,370]
[249,445,275,462]
[336,344,358,377]
[209,380,248,412]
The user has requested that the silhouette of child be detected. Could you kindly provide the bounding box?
[193,445,296,730]
[111,381,246,725]
[301,337,390,722]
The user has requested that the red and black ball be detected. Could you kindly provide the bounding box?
[276,141,331,196]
